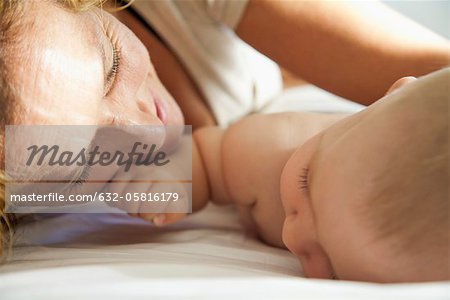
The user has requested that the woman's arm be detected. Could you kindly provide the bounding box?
[236,0,450,105]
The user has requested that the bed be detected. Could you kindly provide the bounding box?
[1,85,448,299]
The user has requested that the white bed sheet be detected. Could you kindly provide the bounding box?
[2,204,449,300]
[1,85,448,299]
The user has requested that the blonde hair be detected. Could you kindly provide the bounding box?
[0,0,132,259]
[59,0,109,11]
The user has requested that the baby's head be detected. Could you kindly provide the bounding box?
[281,68,449,282]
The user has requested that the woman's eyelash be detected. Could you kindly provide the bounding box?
[297,167,309,191]
[105,47,121,94]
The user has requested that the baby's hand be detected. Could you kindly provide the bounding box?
[105,136,193,226]
[127,166,190,226]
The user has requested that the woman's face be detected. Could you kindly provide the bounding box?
[15,2,183,137]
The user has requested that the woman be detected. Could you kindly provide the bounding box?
[0,0,449,255]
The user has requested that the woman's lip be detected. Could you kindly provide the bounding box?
[154,97,167,125]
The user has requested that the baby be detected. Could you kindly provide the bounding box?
[149,68,449,283]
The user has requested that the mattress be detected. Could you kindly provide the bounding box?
[1,85,448,299]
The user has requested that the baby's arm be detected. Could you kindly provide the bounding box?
[193,112,346,247]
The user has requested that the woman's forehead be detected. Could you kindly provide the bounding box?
[16,4,105,124]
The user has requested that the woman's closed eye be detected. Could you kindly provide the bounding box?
[104,44,121,95]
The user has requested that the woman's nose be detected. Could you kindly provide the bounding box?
[101,104,161,126]
[136,78,158,115]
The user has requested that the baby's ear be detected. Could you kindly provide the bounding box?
[299,242,335,279]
